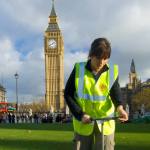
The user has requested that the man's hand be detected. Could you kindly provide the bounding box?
[117,105,128,122]
[81,114,92,124]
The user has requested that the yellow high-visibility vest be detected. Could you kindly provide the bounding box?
[73,62,118,135]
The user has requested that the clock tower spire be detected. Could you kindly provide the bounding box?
[44,0,65,112]
[46,0,59,32]
[128,59,138,89]
[50,0,56,17]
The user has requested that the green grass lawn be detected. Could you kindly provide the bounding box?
[0,123,150,150]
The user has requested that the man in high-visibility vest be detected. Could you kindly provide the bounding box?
[64,38,128,150]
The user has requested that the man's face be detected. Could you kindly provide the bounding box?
[91,56,108,72]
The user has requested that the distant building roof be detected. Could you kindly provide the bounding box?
[0,84,6,92]
[46,23,60,31]
[130,59,136,73]
[141,79,150,88]
[146,79,150,82]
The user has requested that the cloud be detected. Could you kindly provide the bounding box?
[0,0,150,102]
[64,50,87,82]
[0,0,48,31]
[19,47,44,94]
[0,37,21,76]
[61,1,150,85]
[0,36,44,102]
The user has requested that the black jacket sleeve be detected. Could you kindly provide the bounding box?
[64,66,84,121]
[110,76,123,107]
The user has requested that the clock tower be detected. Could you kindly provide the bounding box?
[44,0,65,112]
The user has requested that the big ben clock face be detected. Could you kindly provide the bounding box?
[48,39,57,49]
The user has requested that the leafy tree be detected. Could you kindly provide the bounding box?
[19,99,47,113]
[132,88,150,111]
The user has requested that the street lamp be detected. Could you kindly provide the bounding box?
[14,72,19,112]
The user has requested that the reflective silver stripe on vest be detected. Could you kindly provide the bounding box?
[83,94,107,101]
[78,62,85,98]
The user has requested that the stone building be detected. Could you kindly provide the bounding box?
[121,59,141,119]
[44,1,65,112]
[0,84,6,102]
[121,59,150,119]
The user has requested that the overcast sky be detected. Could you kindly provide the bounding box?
[0,0,150,103]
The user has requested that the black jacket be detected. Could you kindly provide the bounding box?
[64,60,123,121]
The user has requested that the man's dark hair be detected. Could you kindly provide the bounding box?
[88,38,111,59]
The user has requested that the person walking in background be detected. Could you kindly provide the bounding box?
[64,38,128,150]
[12,113,15,123]
[8,113,12,123]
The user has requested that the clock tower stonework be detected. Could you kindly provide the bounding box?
[44,1,64,112]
